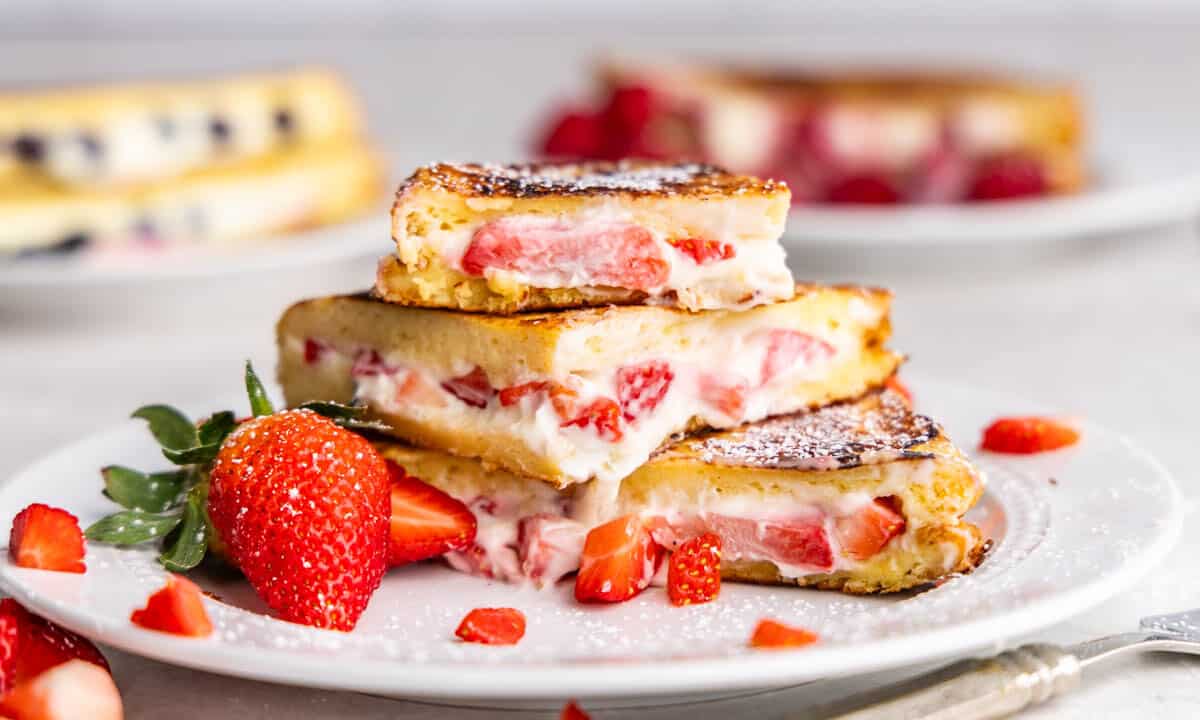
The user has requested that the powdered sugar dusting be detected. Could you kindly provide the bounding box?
[676,390,938,470]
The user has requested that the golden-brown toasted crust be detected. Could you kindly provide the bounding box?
[395,160,788,202]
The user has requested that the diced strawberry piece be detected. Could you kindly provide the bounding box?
[498,381,549,407]
[0,659,123,720]
[445,542,523,582]
[706,514,834,571]
[461,217,669,292]
[0,600,109,688]
[559,397,623,442]
[129,574,213,638]
[561,700,592,720]
[395,370,447,407]
[454,607,526,645]
[440,366,495,409]
[8,504,86,574]
[575,515,661,603]
[0,609,16,696]
[749,619,820,649]
[386,461,477,566]
[667,533,722,606]
[303,338,327,365]
[540,108,605,159]
[968,154,1047,201]
[518,515,586,587]
[760,330,836,384]
[615,360,674,423]
[667,237,736,265]
[884,376,913,407]
[698,374,748,420]
[351,349,395,378]
[835,498,906,562]
[825,173,901,204]
[980,416,1081,454]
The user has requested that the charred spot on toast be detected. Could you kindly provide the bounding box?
[677,390,938,471]
[396,160,787,201]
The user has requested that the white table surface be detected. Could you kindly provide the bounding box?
[3,27,1200,719]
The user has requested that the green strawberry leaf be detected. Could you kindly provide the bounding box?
[198,410,237,447]
[85,510,182,545]
[161,442,221,466]
[159,484,209,572]
[132,405,197,451]
[299,401,392,432]
[101,466,188,513]
[244,361,275,417]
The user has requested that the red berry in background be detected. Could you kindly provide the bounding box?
[575,515,660,603]
[561,700,592,720]
[8,504,86,574]
[540,108,604,159]
[601,85,658,159]
[825,173,902,204]
[749,618,820,649]
[130,574,213,638]
[454,607,526,645]
[980,416,1081,454]
[968,154,1047,201]
[207,409,391,631]
[386,461,476,567]
[668,533,722,606]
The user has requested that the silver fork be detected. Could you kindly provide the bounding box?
[809,608,1200,719]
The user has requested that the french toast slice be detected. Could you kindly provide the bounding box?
[0,68,363,189]
[1,140,383,256]
[539,61,1083,204]
[277,285,902,486]
[376,389,985,594]
[380,161,794,312]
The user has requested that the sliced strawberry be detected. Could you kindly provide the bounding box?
[0,659,123,720]
[0,599,109,687]
[667,237,736,265]
[351,349,396,378]
[518,515,586,587]
[441,366,495,409]
[667,533,722,606]
[968,154,1047,201]
[454,607,526,645]
[760,330,836,385]
[749,618,820,649]
[8,504,86,574]
[980,416,1081,454]
[884,376,913,407]
[559,397,623,442]
[387,461,477,566]
[0,609,17,695]
[461,217,669,292]
[616,361,674,423]
[396,370,447,407]
[130,574,213,638]
[698,374,748,420]
[575,515,661,603]
[303,338,327,365]
[498,381,549,407]
[706,514,834,571]
[540,108,604,158]
[561,700,592,720]
[835,498,906,562]
[825,173,902,204]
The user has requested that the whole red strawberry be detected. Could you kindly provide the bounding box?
[208,409,390,631]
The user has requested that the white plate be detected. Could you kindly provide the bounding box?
[0,377,1181,702]
[0,215,387,288]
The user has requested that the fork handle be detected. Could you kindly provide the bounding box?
[813,644,1081,720]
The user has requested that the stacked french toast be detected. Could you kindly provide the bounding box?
[1,68,382,257]
[277,160,986,599]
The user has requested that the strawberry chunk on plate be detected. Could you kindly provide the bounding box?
[981,416,1081,454]
[130,574,213,638]
[560,700,592,720]
[575,515,661,603]
[0,659,123,720]
[667,533,722,606]
[8,504,86,574]
[386,461,477,566]
[454,607,526,645]
[749,618,820,649]
[834,498,906,562]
